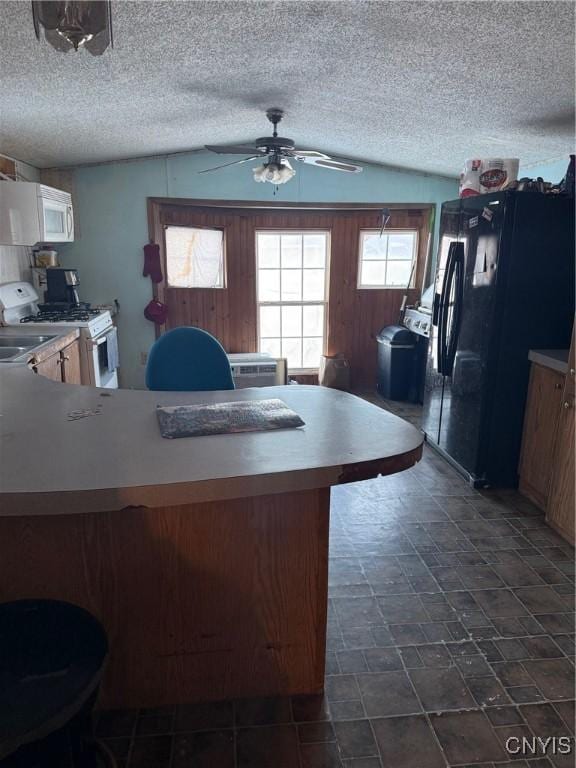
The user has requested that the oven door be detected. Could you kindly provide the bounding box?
[88,330,118,389]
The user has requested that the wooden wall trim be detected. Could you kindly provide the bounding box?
[0,156,16,179]
[149,197,433,212]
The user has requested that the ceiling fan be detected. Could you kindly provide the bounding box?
[200,108,363,185]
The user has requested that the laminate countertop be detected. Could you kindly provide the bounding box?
[0,365,423,516]
[528,349,570,375]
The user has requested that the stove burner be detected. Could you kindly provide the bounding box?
[20,308,102,323]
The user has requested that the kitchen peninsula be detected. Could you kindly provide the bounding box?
[0,365,423,708]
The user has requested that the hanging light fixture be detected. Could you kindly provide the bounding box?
[31,1,113,54]
[253,158,296,185]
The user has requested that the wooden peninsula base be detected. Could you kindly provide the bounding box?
[0,489,330,708]
[0,372,424,709]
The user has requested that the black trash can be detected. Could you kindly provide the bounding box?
[376,325,417,400]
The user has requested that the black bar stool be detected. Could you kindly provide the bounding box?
[0,600,112,767]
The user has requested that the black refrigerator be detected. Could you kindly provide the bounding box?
[422,191,575,487]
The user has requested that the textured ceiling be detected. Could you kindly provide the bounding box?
[0,1,574,175]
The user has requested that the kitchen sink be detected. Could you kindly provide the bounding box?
[0,335,57,348]
[0,334,58,362]
[0,347,30,361]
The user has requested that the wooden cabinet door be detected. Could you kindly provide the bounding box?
[60,340,82,385]
[518,363,564,509]
[33,353,62,382]
[547,393,575,544]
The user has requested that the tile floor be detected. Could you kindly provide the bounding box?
[96,397,575,768]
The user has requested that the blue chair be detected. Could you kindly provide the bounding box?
[146,326,235,391]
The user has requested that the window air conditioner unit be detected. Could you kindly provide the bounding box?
[227,353,286,388]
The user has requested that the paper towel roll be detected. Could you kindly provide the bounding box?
[479,159,519,193]
[459,159,482,197]
[460,158,519,198]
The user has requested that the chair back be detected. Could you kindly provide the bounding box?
[146,326,235,391]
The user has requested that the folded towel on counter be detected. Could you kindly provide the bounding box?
[156,398,305,439]
[105,327,119,372]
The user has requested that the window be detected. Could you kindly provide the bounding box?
[256,231,329,371]
[165,225,225,288]
[358,230,418,289]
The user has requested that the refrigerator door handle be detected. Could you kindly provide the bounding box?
[437,242,457,375]
[440,242,465,377]
[432,292,441,326]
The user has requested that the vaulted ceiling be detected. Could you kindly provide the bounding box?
[0,1,574,175]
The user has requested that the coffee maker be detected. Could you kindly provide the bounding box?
[45,268,81,307]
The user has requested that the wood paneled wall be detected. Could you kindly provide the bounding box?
[148,201,431,388]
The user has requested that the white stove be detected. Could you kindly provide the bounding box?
[18,306,113,337]
[0,281,118,388]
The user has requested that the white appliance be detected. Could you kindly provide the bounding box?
[0,282,117,389]
[0,182,74,246]
[403,283,433,338]
[227,353,286,388]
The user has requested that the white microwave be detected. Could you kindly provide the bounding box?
[0,181,74,246]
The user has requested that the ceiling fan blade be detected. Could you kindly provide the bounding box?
[198,156,262,174]
[204,144,264,155]
[291,149,331,160]
[295,156,363,173]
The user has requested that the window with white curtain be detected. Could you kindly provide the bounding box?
[165,225,225,288]
[256,231,329,371]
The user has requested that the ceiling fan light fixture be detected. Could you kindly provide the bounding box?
[253,159,295,185]
[32,1,113,55]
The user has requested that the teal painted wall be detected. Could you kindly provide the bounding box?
[59,150,458,388]
[519,155,571,183]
